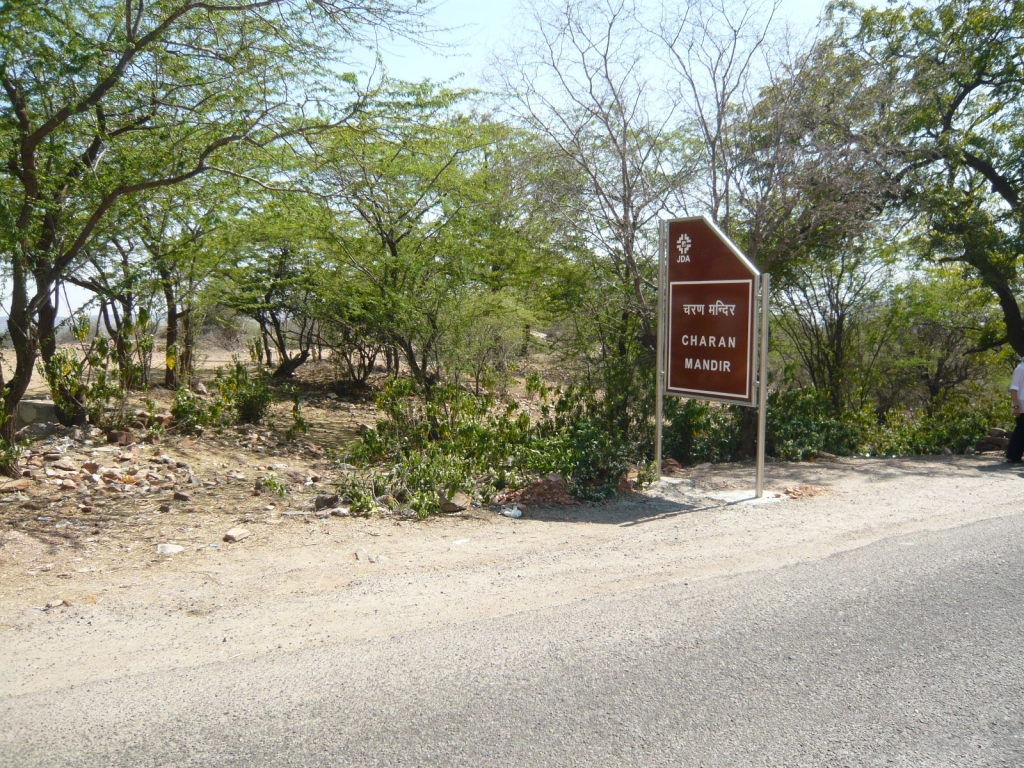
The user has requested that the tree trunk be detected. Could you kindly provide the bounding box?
[164,308,179,389]
[272,351,309,379]
[180,309,194,384]
[0,269,36,475]
[734,407,758,461]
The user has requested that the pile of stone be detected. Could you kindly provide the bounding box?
[661,458,685,475]
[976,428,1010,454]
[497,472,576,510]
[18,444,196,496]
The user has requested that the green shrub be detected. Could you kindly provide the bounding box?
[171,388,228,435]
[0,410,23,469]
[39,327,126,428]
[864,389,1009,456]
[258,474,287,497]
[766,386,866,460]
[172,361,273,434]
[216,361,273,424]
[286,387,309,439]
[343,377,641,515]
[662,398,739,465]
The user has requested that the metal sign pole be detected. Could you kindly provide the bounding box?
[654,219,667,478]
[755,273,770,498]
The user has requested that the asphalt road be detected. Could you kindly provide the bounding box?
[3,512,1024,767]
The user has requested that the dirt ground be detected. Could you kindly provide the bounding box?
[3,445,1021,699]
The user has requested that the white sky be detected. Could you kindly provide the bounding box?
[372,0,828,84]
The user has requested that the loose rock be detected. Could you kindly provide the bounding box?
[106,430,134,446]
[173,491,191,502]
[661,458,684,475]
[439,491,472,513]
[0,478,33,493]
[156,543,184,555]
[314,493,341,511]
[223,527,250,543]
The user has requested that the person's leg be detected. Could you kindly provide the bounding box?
[1006,413,1024,462]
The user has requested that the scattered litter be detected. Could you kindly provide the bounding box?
[156,543,184,555]
[500,505,522,518]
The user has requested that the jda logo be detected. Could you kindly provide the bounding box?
[676,233,691,263]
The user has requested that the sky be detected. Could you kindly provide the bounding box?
[369,0,829,85]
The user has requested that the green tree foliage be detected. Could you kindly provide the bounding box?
[838,0,1024,354]
[314,81,545,394]
[218,195,326,379]
[0,0,426,465]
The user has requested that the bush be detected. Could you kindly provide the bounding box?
[343,377,642,516]
[171,387,230,435]
[39,322,126,428]
[172,361,274,434]
[864,389,1009,456]
[763,384,1007,460]
[766,386,866,460]
[662,398,739,465]
[217,361,273,424]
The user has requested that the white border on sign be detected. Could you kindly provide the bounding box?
[666,215,761,278]
[667,279,754,402]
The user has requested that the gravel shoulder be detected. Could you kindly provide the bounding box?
[1,454,1020,699]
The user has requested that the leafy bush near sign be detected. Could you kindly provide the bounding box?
[860,389,1008,457]
[663,398,739,464]
[660,384,1011,465]
[342,377,645,516]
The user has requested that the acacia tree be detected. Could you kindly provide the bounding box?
[0,0,427,465]
[495,0,694,447]
[774,242,900,413]
[315,81,512,394]
[875,268,1006,413]
[66,221,158,394]
[218,196,326,379]
[658,0,780,237]
[837,0,1024,355]
[496,0,691,351]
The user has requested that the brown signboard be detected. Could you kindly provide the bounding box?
[664,216,760,405]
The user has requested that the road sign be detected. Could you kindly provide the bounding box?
[654,215,770,496]
[665,216,759,405]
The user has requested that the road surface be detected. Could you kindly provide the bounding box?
[3,507,1023,766]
